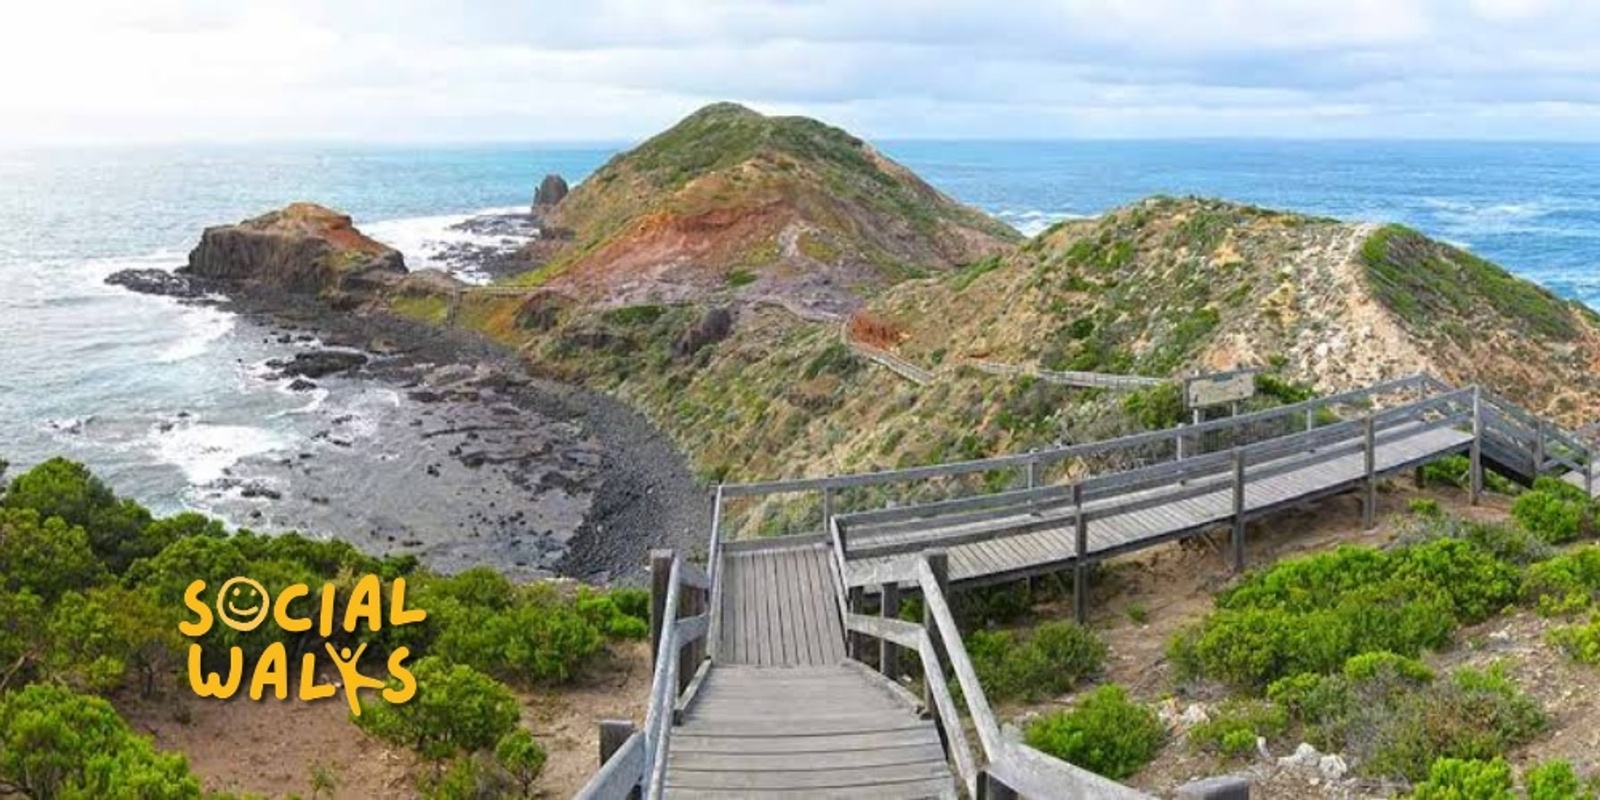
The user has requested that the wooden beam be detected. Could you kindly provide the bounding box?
[1073,483,1089,622]
[649,550,673,666]
[1231,448,1246,573]
[1470,386,1483,506]
[1363,414,1377,530]
[922,550,950,716]
[881,582,901,680]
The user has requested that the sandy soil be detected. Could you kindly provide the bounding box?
[122,642,653,799]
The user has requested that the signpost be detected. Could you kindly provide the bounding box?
[1184,368,1259,414]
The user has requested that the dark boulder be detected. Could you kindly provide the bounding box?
[674,306,734,358]
[533,174,569,209]
[105,269,209,299]
[268,349,369,379]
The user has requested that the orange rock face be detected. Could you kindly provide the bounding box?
[186,203,404,296]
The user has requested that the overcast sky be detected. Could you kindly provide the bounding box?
[3,0,1598,145]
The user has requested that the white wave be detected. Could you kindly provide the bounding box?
[155,304,236,363]
[270,385,330,417]
[992,208,1093,238]
[149,420,290,486]
[364,205,535,285]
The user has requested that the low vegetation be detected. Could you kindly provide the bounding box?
[1023,684,1166,780]
[0,456,641,797]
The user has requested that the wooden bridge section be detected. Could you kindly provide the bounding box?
[577,374,1594,800]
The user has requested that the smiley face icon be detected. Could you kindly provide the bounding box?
[216,577,271,632]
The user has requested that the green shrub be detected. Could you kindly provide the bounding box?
[1409,757,1514,800]
[1525,759,1593,800]
[1122,383,1183,430]
[1525,546,1600,616]
[1511,485,1592,545]
[1409,498,1443,518]
[1023,685,1164,780]
[575,587,650,639]
[1177,540,1518,689]
[1549,614,1600,664]
[494,729,548,797]
[969,621,1106,702]
[1360,665,1546,781]
[355,657,520,764]
[0,683,200,799]
[1188,699,1287,757]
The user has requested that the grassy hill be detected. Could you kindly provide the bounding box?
[512,103,1020,310]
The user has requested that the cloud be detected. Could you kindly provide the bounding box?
[0,0,1596,144]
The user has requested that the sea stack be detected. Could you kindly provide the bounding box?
[184,202,405,297]
[533,174,569,210]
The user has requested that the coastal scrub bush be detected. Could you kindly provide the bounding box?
[968,621,1106,702]
[494,729,548,798]
[1023,685,1164,780]
[1122,382,1184,430]
[1524,546,1600,616]
[1408,758,1514,800]
[1525,760,1592,800]
[356,656,520,765]
[1175,540,1516,689]
[2,457,155,571]
[1548,614,1600,664]
[0,683,201,799]
[1187,698,1287,757]
[1511,479,1594,545]
[0,506,107,601]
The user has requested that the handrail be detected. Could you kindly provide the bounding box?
[722,373,1439,498]
[574,550,711,800]
[836,551,1152,799]
[967,360,1165,390]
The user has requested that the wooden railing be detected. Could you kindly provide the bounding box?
[967,360,1165,390]
[575,550,711,800]
[714,374,1446,544]
[825,537,1150,799]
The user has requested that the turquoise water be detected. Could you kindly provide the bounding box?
[3,139,1598,516]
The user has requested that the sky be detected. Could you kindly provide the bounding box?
[2,0,1598,145]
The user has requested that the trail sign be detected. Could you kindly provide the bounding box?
[1185,368,1258,410]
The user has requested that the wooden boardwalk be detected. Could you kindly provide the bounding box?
[581,375,1592,800]
[842,422,1473,587]
[665,664,955,798]
[718,542,847,666]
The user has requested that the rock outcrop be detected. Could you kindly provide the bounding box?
[183,203,404,297]
[533,174,569,210]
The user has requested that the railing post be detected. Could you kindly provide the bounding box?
[678,581,699,696]
[978,768,1020,800]
[847,587,865,660]
[1025,452,1038,490]
[922,550,950,715]
[1073,483,1089,623]
[1363,414,1377,530]
[1535,419,1546,475]
[1176,426,1186,462]
[599,720,643,800]
[822,487,834,530]
[1305,406,1315,433]
[1231,449,1246,573]
[880,582,900,680]
[649,550,673,666]
[1470,387,1483,506]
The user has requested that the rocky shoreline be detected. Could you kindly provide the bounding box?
[105,207,708,585]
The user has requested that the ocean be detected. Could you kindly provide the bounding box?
[2,139,1598,523]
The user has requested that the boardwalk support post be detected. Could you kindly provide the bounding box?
[1535,419,1546,476]
[1470,387,1483,506]
[922,550,950,716]
[1073,483,1089,622]
[880,582,900,680]
[1231,449,1246,573]
[978,768,1020,800]
[649,550,672,666]
[1363,414,1377,531]
[1026,452,1038,490]
[847,587,865,661]
[821,487,834,530]
[598,720,641,800]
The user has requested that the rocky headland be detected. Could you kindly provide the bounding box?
[107,197,707,584]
